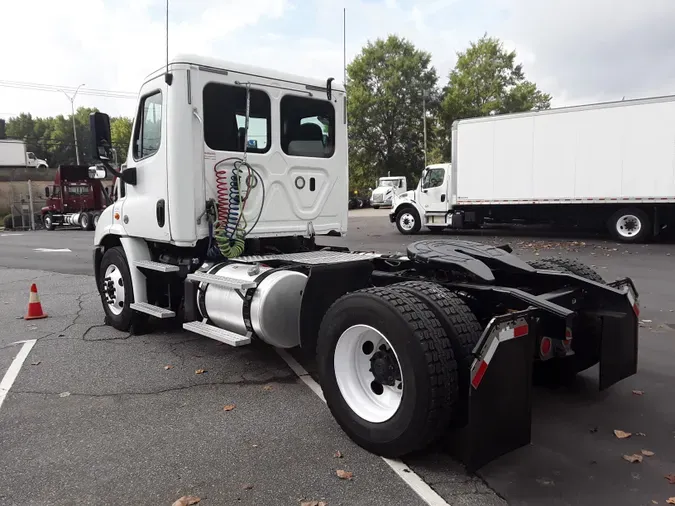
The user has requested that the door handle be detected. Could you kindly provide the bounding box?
[441,194,446,202]
[156,199,166,227]
[423,189,428,193]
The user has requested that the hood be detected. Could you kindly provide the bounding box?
[372,186,395,197]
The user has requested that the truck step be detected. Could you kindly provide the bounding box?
[183,321,251,347]
[134,260,180,273]
[187,271,257,290]
[130,302,176,319]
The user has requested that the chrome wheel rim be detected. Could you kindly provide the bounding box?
[399,212,415,231]
[102,264,125,315]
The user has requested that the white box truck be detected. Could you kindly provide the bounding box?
[0,139,48,169]
[390,94,675,242]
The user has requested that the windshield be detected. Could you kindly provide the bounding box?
[378,179,399,188]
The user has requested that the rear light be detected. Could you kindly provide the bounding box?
[539,336,553,359]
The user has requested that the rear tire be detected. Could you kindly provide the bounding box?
[608,207,651,243]
[388,281,481,426]
[80,212,92,231]
[317,287,458,457]
[395,207,421,235]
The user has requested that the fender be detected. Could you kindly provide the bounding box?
[389,193,425,223]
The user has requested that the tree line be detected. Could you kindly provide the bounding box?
[1,108,132,168]
[346,34,551,190]
[1,33,550,190]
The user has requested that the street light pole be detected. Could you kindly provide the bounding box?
[423,90,429,168]
[60,84,85,165]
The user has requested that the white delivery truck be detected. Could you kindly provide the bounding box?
[0,139,48,169]
[369,176,407,209]
[391,94,675,243]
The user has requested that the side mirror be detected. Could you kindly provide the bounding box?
[90,112,113,161]
[44,187,50,198]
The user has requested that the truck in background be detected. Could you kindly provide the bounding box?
[41,165,111,231]
[370,176,407,209]
[391,94,675,243]
[0,139,48,169]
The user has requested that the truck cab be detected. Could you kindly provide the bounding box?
[26,151,48,169]
[369,176,407,209]
[390,163,452,234]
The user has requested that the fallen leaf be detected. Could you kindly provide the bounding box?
[262,384,274,391]
[623,454,643,463]
[636,432,647,437]
[59,392,70,398]
[667,498,675,505]
[590,427,598,434]
[652,500,658,504]
[336,469,353,480]
[632,390,644,395]
[641,449,655,457]
[242,484,253,490]
[300,502,327,506]
[164,365,173,370]
[223,404,236,412]
[333,451,343,459]
[172,496,201,506]
[641,319,653,324]
[252,444,258,448]
[195,369,206,375]
[614,429,632,439]
[31,361,41,366]
[665,474,675,484]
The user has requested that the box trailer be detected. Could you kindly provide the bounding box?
[391,94,675,242]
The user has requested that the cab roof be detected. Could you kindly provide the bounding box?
[145,54,345,93]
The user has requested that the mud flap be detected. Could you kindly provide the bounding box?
[447,310,536,473]
[598,278,640,390]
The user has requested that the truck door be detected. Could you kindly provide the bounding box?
[118,80,171,242]
[418,166,449,213]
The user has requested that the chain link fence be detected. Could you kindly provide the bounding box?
[1,180,47,231]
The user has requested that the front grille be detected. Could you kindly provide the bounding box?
[373,194,384,202]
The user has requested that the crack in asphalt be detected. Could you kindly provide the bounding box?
[11,374,298,398]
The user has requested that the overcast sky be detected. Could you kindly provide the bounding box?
[1,0,674,120]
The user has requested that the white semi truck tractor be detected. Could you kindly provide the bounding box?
[90,55,640,471]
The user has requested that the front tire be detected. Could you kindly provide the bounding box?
[373,205,380,210]
[317,287,458,457]
[608,207,651,243]
[395,207,421,235]
[99,246,135,331]
[43,213,55,231]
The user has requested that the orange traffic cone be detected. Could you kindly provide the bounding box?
[25,283,48,320]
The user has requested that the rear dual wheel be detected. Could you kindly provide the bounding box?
[317,284,479,457]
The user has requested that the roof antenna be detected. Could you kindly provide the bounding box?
[164,0,173,85]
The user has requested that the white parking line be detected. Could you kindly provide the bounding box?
[276,349,451,506]
[0,339,37,410]
[33,248,72,253]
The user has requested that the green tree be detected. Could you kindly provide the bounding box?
[110,116,133,164]
[440,34,552,158]
[347,35,438,189]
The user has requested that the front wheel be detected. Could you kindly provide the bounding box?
[99,246,135,331]
[372,205,380,210]
[395,207,421,235]
[317,287,458,457]
[608,208,651,243]
[43,213,55,231]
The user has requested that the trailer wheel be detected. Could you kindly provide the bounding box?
[99,246,135,331]
[43,213,55,231]
[389,281,481,426]
[80,212,92,231]
[608,208,651,243]
[317,287,458,457]
[396,207,421,235]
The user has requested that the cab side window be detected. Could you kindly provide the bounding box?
[281,95,335,158]
[422,168,445,189]
[133,91,163,160]
[51,186,61,198]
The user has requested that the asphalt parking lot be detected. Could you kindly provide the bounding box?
[1,209,675,506]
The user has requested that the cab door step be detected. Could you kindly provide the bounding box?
[134,260,180,273]
[183,321,251,347]
[130,302,176,319]
[186,271,257,290]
